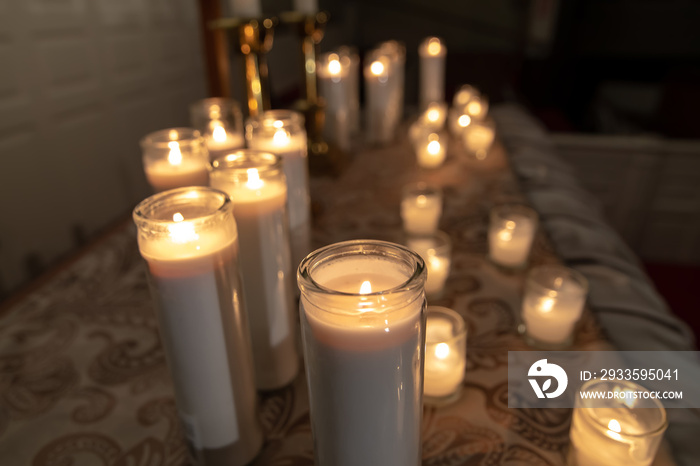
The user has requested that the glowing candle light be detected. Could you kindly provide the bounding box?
[318,51,351,151]
[401,182,442,236]
[488,204,538,269]
[190,99,245,160]
[419,37,446,108]
[416,132,447,168]
[423,306,467,403]
[141,128,210,193]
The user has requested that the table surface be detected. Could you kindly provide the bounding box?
[0,125,635,466]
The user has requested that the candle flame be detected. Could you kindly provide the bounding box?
[273,128,290,146]
[167,141,182,166]
[246,168,264,190]
[505,220,516,229]
[607,419,623,441]
[370,60,385,76]
[212,123,227,143]
[328,54,341,75]
[273,119,284,129]
[168,212,199,243]
[498,229,513,242]
[427,108,440,123]
[458,114,471,128]
[467,100,482,116]
[359,280,372,294]
[416,194,427,206]
[540,298,555,313]
[435,342,450,359]
[427,140,441,155]
[427,38,442,56]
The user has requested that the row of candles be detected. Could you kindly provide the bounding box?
[134,67,665,466]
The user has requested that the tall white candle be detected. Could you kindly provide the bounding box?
[318,52,351,151]
[210,151,299,390]
[423,306,466,401]
[419,37,446,109]
[364,54,395,144]
[229,0,261,17]
[141,128,210,193]
[522,266,588,347]
[246,110,311,270]
[298,240,426,466]
[338,46,361,135]
[133,187,262,466]
[488,206,538,269]
[400,182,443,236]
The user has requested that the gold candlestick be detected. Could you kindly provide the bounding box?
[210,17,277,117]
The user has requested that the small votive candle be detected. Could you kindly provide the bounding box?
[140,128,210,193]
[400,182,442,235]
[405,231,452,299]
[448,106,472,137]
[416,132,447,168]
[569,379,667,466]
[452,84,480,108]
[423,306,467,404]
[463,119,496,160]
[488,204,538,269]
[420,101,448,130]
[189,98,245,160]
[465,94,489,122]
[522,265,588,348]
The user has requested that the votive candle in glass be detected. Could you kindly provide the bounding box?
[140,128,210,192]
[521,265,588,348]
[465,94,489,122]
[210,150,299,390]
[423,306,467,404]
[569,379,668,466]
[463,119,496,160]
[419,37,446,109]
[448,106,473,137]
[488,204,538,269]
[246,110,311,269]
[190,98,245,160]
[419,101,448,130]
[400,182,442,236]
[452,84,480,108]
[133,187,262,466]
[297,240,426,466]
[405,231,452,299]
[416,131,447,169]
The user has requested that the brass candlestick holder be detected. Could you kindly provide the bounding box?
[210,16,277,118]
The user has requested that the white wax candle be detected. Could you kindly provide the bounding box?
[294,0,318,15]
[522,278,586,345]
[424,317,465,398]
[401,192,441,235]
[416,133,447,168]
[406,235,451,298]
[318,52,351,151]
[418,37,446,108]
[248,127,311,269]
[211,162,299,390]
[229,0,261,17]
[136,195,262,465]
[488,213,536,268]
[364,55,396,144]
[463,122,495,160]
[448,108,472,137]
[144,156,209,193]
[205,123,245,161]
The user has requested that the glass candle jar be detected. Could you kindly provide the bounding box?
[210,150,299,390]
[297,240,426,466]
[521,265,589,349]
[462,118,496,160]
[133,187,262,466]
[464,94,489,122]
[488,204,538,269]
[423,306,467,404]
[189,98,245,160]
[140,128,210,193]
[400,182,443,236]
[405,231,452,299]
[246,110,311,270]
[415,131,447,169]
[569,379,668,466]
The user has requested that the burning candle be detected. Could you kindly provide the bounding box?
[423,306,466,403]
[318,52,351,151]
[420,101,448,130]
[488,204,538,269]
[463,119,496,160]
[452,84,480,108]
[190,98,245,160]
[448,107,473,137]
[210,151,299,390]
[416,132,447,168]
[400,182,442,236]
[141,128,210,193]
[405,231,452,299]
[521,265,588,348]
[297,240,426,466]
[364,53,396,144]
[246,110,311,270]
[465,94,489,122]
[419,37,446,109]
[133,187,263,466]
[570,379,668,466]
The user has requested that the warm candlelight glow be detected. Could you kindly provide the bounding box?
[273,119,284,129]
[498,229,513,242]
[434,342,450,359]
[359,280,372,294]
[273,128,291,146]
[168,212,199,244]
[417,195,427,206]
[167,141,182,166]
[427,38,442,56]
[427,140,441,155]
[246,168,264,190]
[168,129,178,140]
[540,297,555,313]
[458,114,471,128]
[607,419,623,441]
[467,100,482,115]
[328,54,342,76]
[212,124,227,143]
[370,60,385,76]
[427,108,440,123]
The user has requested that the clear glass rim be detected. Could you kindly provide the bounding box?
[140,127,203,149]
[132,186,231,230]
[404,230,452,255]
[526,265,589,296]
[426,305,467,342]
[490,203,538,223]
[577,379,668,438]
[190,97,242,110]
[298,239,426,299]
[246,109,305,130]
[210,149,282,177]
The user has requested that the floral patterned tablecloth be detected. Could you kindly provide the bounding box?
[0,118,649,466]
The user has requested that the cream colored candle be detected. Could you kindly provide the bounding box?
[423,306,467,402]
[246,110,311,269]
[400,182,442,235]
[488,206,538,269]
[406,232,451,299]
[364,53,396,144]
[133,187,262,466]
[318,52,351,151]
[419,37,446,108]
[210,151,299,390]
[465,94,489,121]
[416,132,447,168]
[190,98,245,160]
[141,128,210,192]
[463,120,496,160]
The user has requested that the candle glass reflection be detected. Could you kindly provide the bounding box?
[133,187,262,466]
[488,204,538,270]
[462,118,496,160]
[405,231,452,299]
[521,265,588,349]
[297,240,426,466]
[210,150,299,390]
[423,306,466,405]
[190,98,245,160]
[140,128,210,193]
[569,379,667,466]
[401,182,442,236]
[246,110,311,270]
